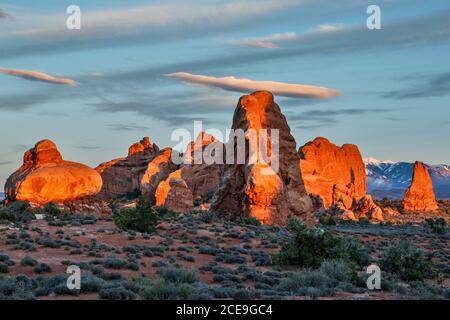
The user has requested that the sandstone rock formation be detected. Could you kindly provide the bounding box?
[5,140,102,205]
[354,195,384,221]
[179,132,224,198]
[155,175,194,213]
[96,137,159,199]
[299,137,366,209]
[404,161,439,212]
[210,91,313,225]
[152,132,224,210]
[140,148,178,202]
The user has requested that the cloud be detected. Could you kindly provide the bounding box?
[72,146,103,150]
[91,91,237,126]
[0,68,78,86]
[381,71,450,99]
[11,144,28,152]
[0,9,13,20]
[0,161,14,166]
[1,0,301,58]
[229,32,298,48]
[291,107,390,128]
[166,72,340,99]
[106,123,150,131]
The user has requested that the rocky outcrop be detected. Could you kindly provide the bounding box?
[210,91,313,225]
[404,161,439,212]
[5,140,102,205]
[96,137,159,199]
[152,132,224,210]
[140,148,178,202]
[180,132,224,198]
[299,137,366,209]
[354,195,384,221]
[155,176,194,213]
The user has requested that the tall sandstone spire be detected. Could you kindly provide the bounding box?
[210,91,313,225]
[404,161,439,212]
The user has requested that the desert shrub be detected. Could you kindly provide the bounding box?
[99,285,136,300]
[216,253,246,264]
[251,251,272,266]
[273,218,370,268]
[0,263,10,273]
[113,197,158,233]
[0,276,35,300]
[21,256,38,267]
[141,278,196,300]
[43,203,61,217]
[277,270,336,298]
[380,242,435,281]
[158,267,198,284]
[319,259,356,284]
[0,201,35,224]
[319,215,337,226]
[33,263,52,274]
[424,218,447,234]
[237,216,261,226]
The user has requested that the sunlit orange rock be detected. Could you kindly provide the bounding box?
[403,161,439,212]
[211,91,313,225]
[180,132,224,198]
[354,195,384,221]
[155,175,194,213]
[96,137,159,199]
[140,148,178,201]
[4,139,102,205]
[299,137,366,209]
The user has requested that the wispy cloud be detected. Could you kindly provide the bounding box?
[228,32,297,48]
[0,161,14,166]
[382,71,450,99]
[0,68,78,86]
[2,0,301,58]
[166,72,340,98]
[91,91,237,126]
[72,146,103,150]
[292,107,390,128]
[106,123,150,131]
[0,9,13,20]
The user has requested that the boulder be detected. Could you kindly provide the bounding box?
[210,91,313,225]
[299,137,366,209]
[403,161,439,212]
[96,136,159,199]
[4,139,102,205]
[140,148,178,202]
[354,195,384,221]
[155,176,194,213]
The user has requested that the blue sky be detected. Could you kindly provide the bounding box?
[1,0,450,190]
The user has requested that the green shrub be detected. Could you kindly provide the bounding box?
[33,263,52,274]
[380,242,434,281]
[113,197,158,233]
[99,286,136,300]
[0,201,35,223]
[141,278,196,300]
[158,268,198,284]
[21,256,38,267]
[424,218,447,234]
[319,216,337,226]
[43,203,61,217]
[237,216,261,226]
[0,263,10,273]
[273,218,370,268]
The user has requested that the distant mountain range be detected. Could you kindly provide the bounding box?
[364,158,450,200]
[0,192,4,201]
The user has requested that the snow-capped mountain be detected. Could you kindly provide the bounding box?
[364,158,450,199]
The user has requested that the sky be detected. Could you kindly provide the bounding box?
[1,0,450,190]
